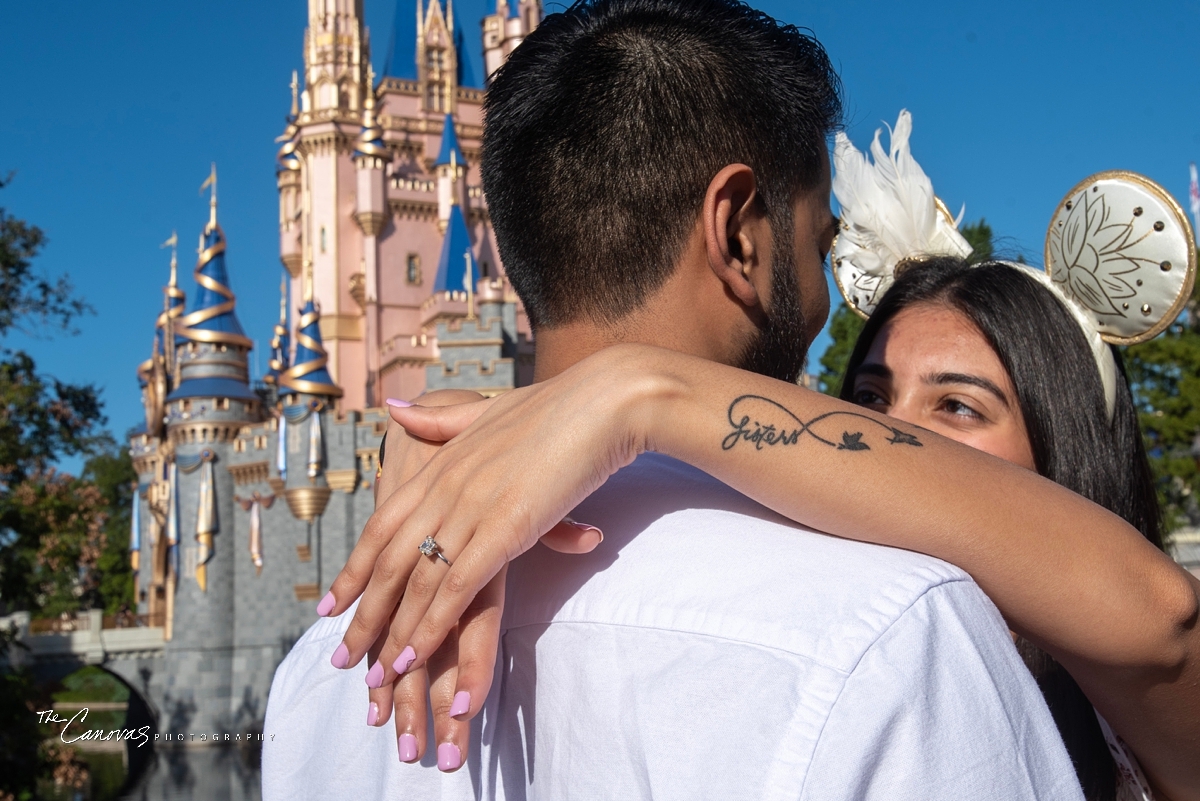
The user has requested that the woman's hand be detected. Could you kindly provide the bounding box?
[323,346,666,744]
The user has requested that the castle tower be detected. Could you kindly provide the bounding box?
[277,260,343,602]
[435,113,467,231]
[160,167,261,734]
[277,72,304,281]
[417,0,457,114]
[275,0,537,406]
[302,0,369,116]
[353,65,388,407]
[289,0,372,409]
[137,233,186,440]
[482,0,541,82]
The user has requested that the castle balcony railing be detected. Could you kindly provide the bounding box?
[1,609,165,668]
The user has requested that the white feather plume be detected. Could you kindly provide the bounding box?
[832,110,971,315]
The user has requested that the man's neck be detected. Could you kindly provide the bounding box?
[531,305,731,382]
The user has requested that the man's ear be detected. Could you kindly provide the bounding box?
[703,163,770,310]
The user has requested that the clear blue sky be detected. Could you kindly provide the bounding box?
[3,0,1199,463]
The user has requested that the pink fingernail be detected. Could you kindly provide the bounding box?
[330,643,350,669]
[449,690,471,718]
[386,398,413,408]
[392,645,416,675]
[316,591,336,617]
[365,661,385,688]
[438,742,462,771]
[367,702,379,726]
[569,521,604,542]
[398,733,418,763]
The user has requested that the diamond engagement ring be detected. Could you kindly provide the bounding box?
[418,536,451,566]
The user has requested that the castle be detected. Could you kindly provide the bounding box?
[127,0,539,736]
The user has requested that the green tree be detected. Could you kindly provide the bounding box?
[84,445,137,615]
[0,624,47,800]
[960,219,994,263]
[816,303,865,395]
[0,176,110,616]
[1124,297,1200,532]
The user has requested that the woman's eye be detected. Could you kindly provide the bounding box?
[852,389,887,408]
[941,399,983,420]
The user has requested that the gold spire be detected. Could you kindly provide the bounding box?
[200,163,218,230]
[159,231,182,382]
[364,63,376,111]
[161,231,179,287]
[289,70,300,118]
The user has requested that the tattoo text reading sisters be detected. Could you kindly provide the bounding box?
[723,395,923,452]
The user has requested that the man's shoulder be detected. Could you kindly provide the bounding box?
[504,454,992,675]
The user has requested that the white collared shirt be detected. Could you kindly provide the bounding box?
[263,454,1083,800]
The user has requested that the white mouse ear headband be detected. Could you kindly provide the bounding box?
[831,109,973,318]
[831,111,1197,421]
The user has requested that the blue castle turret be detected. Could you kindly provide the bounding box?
[264,277,290,388]
[434,112,464,167]
[432,204,479,294]
[278,292,343,400]
[135,233,189,438]
[155,165,263,735]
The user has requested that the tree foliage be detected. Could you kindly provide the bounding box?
[0,444,134,617]
[1125,299,1200,531]
[960,219,994,263]
[0,174,91,338]
[0,176,132,618]
[817,303,864,395]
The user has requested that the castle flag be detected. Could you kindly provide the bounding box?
[1189,163,1199,241]
[130,483,141,573]
[196,458,217,591]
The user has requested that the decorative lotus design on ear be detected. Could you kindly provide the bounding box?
[1044,171,1196,345]
[1047,189,1156,318]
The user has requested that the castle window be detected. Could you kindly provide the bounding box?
[234,439,246,453]
[320,226,327,253]
[217,398,230,411]
[406,254,422,285]
[182,400,192,413]
[480,260,490,278]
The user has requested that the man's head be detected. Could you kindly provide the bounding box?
[483,0,842,381]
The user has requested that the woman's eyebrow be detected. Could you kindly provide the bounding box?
[853,363,891,380]
[927,371,1011,407]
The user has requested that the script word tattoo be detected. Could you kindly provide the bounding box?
[722,395,923,452]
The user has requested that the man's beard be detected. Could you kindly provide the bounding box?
[736,232,808,383]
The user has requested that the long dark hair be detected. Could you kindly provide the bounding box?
[839,256,1162,801]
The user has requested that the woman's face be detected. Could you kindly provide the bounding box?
[850,303,1037,471]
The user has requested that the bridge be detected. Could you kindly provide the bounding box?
[2,610,164,669]
[2,609,165,737]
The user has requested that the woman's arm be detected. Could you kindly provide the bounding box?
[333,343,1200,797]
[630,346,1200,800]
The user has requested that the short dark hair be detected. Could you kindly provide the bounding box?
[482,0,842,328]
[841,257,1163,801]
